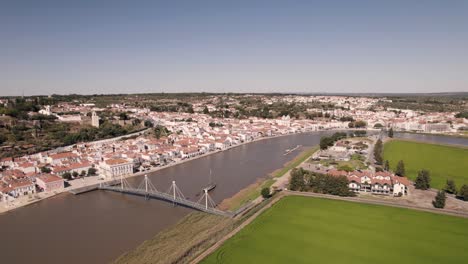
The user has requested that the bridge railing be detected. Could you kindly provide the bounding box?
[99,175,232,217]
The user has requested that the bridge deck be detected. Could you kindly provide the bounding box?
[100,186,233,217]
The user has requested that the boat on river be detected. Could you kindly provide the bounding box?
[202,183,217,192]
[284,144,302,155]
[202,169,216,192]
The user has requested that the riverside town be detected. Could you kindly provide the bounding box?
[2,2,468,264]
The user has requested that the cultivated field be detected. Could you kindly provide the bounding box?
[202,196,468,264]
[383,140,468,189]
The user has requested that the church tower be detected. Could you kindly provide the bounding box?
[91,111,100,128]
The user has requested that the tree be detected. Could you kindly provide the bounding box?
[432,191,446,208]
[384,160,390,171]
[87,167,97,176]
[132,118,141,126]
[154,125,170,139]
[289,168,305,191]
[320,137,332,150]
[119,112,129,120]
[444,179,457,194]
[80,170,86,177]
[144,120,154,128]
[62,172,72,180]
[203,106,209,114]
[72,171,79,178]
[373,139,383,165]
[459,185,468,201]
[187,106,194,114]
[395,160,405,176]
[261,187,270,199]
[40,166,52,173]
[388,128,394,138]
[414,169,431,190]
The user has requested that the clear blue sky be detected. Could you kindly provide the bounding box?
[1,0,467,96]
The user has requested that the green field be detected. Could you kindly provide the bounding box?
[383,140,468,189]
[202,196,468,264]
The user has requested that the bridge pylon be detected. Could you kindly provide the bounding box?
[197,188,217,210]
[166,181,186,203]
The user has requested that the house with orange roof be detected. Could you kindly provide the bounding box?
[36,174,64,192]
[327,170,410,196]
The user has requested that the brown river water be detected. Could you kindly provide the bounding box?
[1,131,466,264]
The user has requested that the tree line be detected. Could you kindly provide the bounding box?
[319,132,347,150]
[289,168,356,197]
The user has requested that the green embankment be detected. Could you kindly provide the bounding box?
[202,196,468,264]
[383,140,468,189]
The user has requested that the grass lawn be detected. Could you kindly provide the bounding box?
[202,196,468,264]
[383,140,468,189]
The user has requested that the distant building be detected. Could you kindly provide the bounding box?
[39,105,52,115]
[91,111,100,128]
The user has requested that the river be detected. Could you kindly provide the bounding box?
[0,131,466,264]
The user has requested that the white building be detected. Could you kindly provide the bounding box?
[91,111,100,128]
[99,158,134,179]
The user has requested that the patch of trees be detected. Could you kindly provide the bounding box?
[379,96,466,112]
[63,122,131,145]
[454,112,468,119]
[348,120,367,128]
[319,132,347,150]
[414,169,431,190]
[154,125,171,139]
[209,122,224,127]
[289,168,355,197]
[150,102,194,113]
[0,98,40,119]
[374,123,384,128]
[339,116,354,122]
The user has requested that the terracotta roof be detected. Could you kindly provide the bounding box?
[36,174,64,183]
[105,159,130,165]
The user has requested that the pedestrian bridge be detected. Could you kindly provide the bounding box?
[99,175,233,217]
